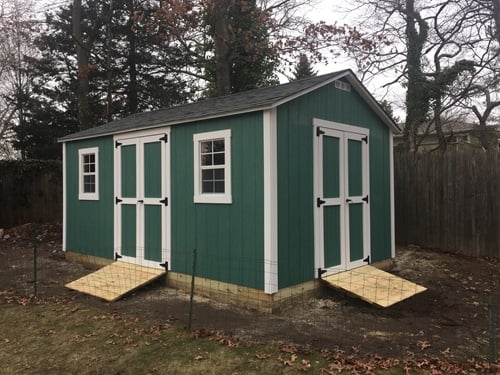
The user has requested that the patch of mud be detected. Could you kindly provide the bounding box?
[1,223,499,362]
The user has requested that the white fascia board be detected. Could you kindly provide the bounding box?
[343,75,401,134]
[271,71,351,108]
[389,131,396,258]
[62,142,67,252]
[263,108,279,294]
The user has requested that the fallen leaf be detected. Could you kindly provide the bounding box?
[417,340,431,350]
[297,359,312,371]
[194,355,204,361]
[440,347,451,355]
[255,353,271,360]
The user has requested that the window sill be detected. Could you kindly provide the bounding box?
[194,194,232,204]
[78,193,99,201]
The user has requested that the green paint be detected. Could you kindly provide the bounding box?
[144,142,162,198]
[144,205,162,262]
[349,203,364,262]
[121,145,136,198]
[278,80,392,288]
[65,137,114,259]
[348,139,363,197]
[121,204,136,257]
[323,136,340,198]
[324,206,341,267]
[170,112,264,290]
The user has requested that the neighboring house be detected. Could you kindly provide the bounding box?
[59,70,400,312]
[394,121,500,151]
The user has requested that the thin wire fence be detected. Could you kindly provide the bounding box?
[0,222,498,365]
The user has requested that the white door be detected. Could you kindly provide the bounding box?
[314,120,370,277]
[114,130,170,269]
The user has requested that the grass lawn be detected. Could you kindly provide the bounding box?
[0,297,497,374]
[0,299,334,374]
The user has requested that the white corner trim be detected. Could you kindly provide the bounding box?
[263,109,279,294]
[389,131,396,258]
[193,129,232,204]
[78,147,99,200]
[62,142,67,252]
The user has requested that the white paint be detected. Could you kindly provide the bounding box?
[263,108,279,294]
[78,147,99,200]
[193,129,232,204]
[313,119,370,277]
[389,131,396,258]
[114,128,171,270]
[62,142,67,252]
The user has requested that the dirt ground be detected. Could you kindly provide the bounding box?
[0,222,499,364]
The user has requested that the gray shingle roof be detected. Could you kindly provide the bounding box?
[60,69,398,142]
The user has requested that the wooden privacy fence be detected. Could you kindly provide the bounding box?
[0,160,62,228]
[394,149,500,258]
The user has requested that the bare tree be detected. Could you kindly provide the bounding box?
[72,0,93,130]
[344,0,499,152]
[0,0,36,159]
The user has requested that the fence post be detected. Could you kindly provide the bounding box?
[188,248,197,331]
[488,294,496,364]
[33,222,38,297]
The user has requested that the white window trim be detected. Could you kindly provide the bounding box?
[193,129,232,204]
[78,147,99,200]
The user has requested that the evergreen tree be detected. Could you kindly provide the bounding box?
[291,54,317,81]
[203,0,279,97]
[13,0,192,159]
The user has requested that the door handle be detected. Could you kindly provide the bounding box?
[346,198,352,203]
[137,199,144,203]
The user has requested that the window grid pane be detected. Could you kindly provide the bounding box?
[199,138,225,194]
[82,152,97,194]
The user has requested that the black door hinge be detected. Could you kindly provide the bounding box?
[363,255,370,264]
[159,134,168,143]
[159,197,168,206]
[159,261,168,270]
[115,140,122,148]
[115,253,123,260]
[361,136,368,144]
[115,197,123,205]
[362,195,369,203]
[316,127,325,137]
[318,268,327,278]
[317,197,325,207]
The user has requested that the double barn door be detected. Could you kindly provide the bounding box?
[114,131,170,269]
[315,119,370,276]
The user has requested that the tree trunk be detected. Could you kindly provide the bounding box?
[404,0,428,152]
[126,0,138,114]
[493,0,500,44]
[105,0,114,122]
[72,0,93,130]
[212,0,231,96]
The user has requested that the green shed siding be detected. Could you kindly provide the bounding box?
[277,81,392,288]
[65,137,114,259]
[170,112,265,290]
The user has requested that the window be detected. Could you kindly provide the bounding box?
[193,130,231,204]
[78,147,99,200]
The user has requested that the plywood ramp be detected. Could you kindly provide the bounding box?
[322,265,427,308]
[66,262,165,302]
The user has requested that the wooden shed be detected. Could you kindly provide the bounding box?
[60,70,401,311]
